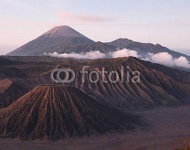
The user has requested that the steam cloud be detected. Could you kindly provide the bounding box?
[45,49,190,69]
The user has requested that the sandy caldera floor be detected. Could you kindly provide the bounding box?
[1,106,190,150]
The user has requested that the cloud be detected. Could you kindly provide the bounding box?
[58,11,115,23]
[174,56,190,68]
[145,52,190,68]
[45,51,106,59]
[111,49,139,58]
[45,49,139,59]
[146,52,174,67]
[45,49,190,69]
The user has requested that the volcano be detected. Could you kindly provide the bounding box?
[7,26,94,56]
[1,56,190,109]
[0,85,139,140]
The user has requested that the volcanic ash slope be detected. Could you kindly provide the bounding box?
[0,85,140,140]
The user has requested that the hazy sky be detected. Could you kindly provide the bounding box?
[0,0,190,55]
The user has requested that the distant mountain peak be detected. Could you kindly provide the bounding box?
[43,25,86,38]
[7,25,94,56]
[116,38,132,41]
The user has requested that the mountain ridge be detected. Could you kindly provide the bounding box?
[107,38,190,60]
[6,25,190,61]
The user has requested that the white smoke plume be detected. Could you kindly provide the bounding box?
[45,49,190,69]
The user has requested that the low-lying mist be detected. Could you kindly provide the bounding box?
[44,49,190,69]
